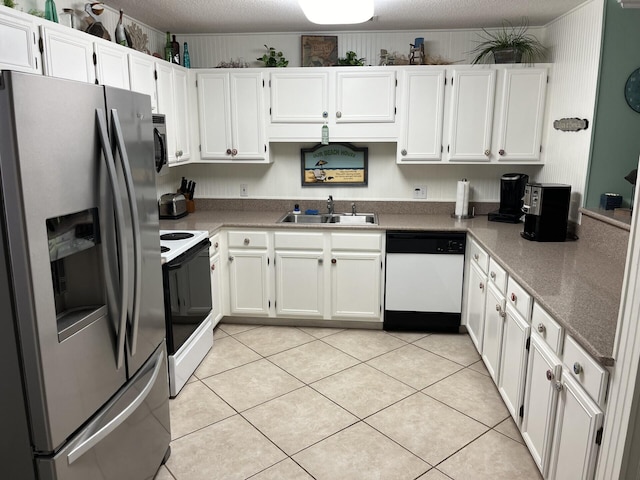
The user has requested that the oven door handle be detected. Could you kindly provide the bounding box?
[110,109,142,356]
[165,239,211,270]
[96,109,128,370]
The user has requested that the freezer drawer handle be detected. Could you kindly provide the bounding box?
[96,109,129,371]
[66,348,165,465]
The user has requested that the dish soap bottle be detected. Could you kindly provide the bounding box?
[115,9,128,46]
[183,42,191,68]
[44,0,59,22]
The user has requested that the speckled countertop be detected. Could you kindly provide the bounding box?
[161,209,626,366]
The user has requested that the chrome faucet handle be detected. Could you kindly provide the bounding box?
[351,202,356,215]
[327,195,334,214]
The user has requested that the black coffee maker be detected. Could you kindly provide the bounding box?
[488,173,529,223]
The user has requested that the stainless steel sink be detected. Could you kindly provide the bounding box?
[277,212,378,225]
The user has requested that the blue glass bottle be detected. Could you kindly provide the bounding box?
[45,0,59,22]
[183,42,190,68]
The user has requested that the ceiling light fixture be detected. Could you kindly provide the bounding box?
[299,0,375,25]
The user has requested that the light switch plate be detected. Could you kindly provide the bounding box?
[413,185,426,199]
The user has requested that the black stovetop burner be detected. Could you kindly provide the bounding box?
[161,246,170,253]
[160,232,194,241]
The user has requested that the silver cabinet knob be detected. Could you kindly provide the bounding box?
[228,256,234,262]
[479,282,484,290]
[554,382,563,392]
[499,149,505,156]
[322,111,328,118]
[318,258,323,264]
[490,271,496,279]
[211,264,215,271]
[495,304,501,311]
[546,369,555,381]
[226,148,232,155]
[500,310,506,318]
[401,149,407,156]
[474,254,479,261]
[510,292,517,303]
[336,111,342,118]
[484,149,491,156]
[537,323,546,333]
[573,362,582,375]
[214,242,219,248]
[243,238,250,245]
[331,258,337,264]
[231,148,238,156]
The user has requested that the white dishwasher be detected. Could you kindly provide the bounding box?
[384,231,466,332]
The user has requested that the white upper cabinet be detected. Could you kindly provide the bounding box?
[197,70,268,162]
[267,67,398,142]
[495,68,548,161]
[447,68,496,162]
[397,68,446,162]
[94,39,130,89]
[40,25,95,84]
[0,7,41,74]
[156,62,191,164]
[128,50,158,112]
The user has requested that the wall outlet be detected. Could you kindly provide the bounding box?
[413,185,427,199]
[240,184,248,197]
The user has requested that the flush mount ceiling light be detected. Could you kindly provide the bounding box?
[299,0,375,25]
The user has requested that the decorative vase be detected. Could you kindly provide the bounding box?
[44,0,58,23]
[492,48,522,64]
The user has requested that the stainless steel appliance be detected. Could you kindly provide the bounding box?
[160,230,213,397]
[521,183,572,242]
[153,113,168,175]
[488,173,529,223]
[159,192,188,219]
[0,71,170,480]
[384,231,466,332]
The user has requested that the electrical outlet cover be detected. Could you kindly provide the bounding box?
[413,185,427,199]
[240,184,248,197]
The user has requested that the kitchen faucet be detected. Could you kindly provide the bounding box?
[327,195,334,215]
[351,202,357,215]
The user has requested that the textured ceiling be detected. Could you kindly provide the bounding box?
[102,0,588,34]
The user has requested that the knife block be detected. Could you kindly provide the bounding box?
[186,199,195,213]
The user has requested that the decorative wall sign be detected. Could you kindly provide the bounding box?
[625,67,640,113]
[301,35,338,67]
[553,118,589,132]
[301,143,368,187]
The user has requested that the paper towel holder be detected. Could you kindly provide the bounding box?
[451,207,475,220]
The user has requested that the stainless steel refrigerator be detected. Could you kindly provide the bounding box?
[0,71,171,480]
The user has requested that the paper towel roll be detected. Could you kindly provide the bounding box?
[455,179,470,216]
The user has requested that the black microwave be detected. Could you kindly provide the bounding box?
[152,114,168,175]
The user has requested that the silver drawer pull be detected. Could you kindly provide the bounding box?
[537,323,546,333]
[244,238,250,245]
[490,271,496,279]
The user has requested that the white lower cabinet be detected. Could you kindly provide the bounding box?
[521,333,562,477]
[497,304,530,423]
[481,282,506,383]
[275,250,324,318]
[330,251,382,320]
[465,261,487,352]
[210,253,221,325]
[227,231,270,316]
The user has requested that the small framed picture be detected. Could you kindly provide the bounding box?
[301,35,338,67]
[301,143,368,187]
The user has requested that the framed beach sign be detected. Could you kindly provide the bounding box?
[301,143,368,187]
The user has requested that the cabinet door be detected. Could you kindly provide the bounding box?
[197,72,232,159]
[495,68,548,161]
[94,41,130,89]
[128,52,157,112]
[481,282,505,382]
[228,250,270,316]
[41,26,95,83]
[230,72,267,160]
[0,8,41,73]
[447,69,496,161]
[210,254,222,327]
[330,251,381,320]
[465,261,487,353]
[173,66,191,161]
[521,333,562,477]
[155,62,177,163]
[498,306,530,423]
[398,69,445,162]
[275,250,324,317]
[547,372,604,480]
[270,72,329,123]
[335,70,396,123]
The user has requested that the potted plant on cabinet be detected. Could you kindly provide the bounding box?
[257,45,289,67]
[469,17,545,64]
[338,51,365,66]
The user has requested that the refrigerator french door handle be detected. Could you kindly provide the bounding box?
[110,109,142,356]
[66,347,165,465]
[96,109,129,370]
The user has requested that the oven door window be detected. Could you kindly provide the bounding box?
[164,245,212,354]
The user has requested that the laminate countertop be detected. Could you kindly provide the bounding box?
[161,210,626,366]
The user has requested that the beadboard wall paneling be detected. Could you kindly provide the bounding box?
[158,143,542,203]
[536,0,605,220]
[178,27,544,69]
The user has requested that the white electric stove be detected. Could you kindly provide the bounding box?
[159,229,213,397]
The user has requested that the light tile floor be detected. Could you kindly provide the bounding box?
[155,324,542,480]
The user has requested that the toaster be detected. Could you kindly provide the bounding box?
[159,193,188,219]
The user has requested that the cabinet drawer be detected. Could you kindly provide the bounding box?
[506,277,532,321]
[274,231,324,250]
[488,258,507,294]
[563,335,608,407]
[209,233,221,257]
[331,232,382,251]
[531,302,563,355]
[227,231,268,248]
[469,237,489,274]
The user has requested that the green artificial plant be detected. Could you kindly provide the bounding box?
[469,17,545,64]
[338,51,366,66]
[257,45,288,67]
